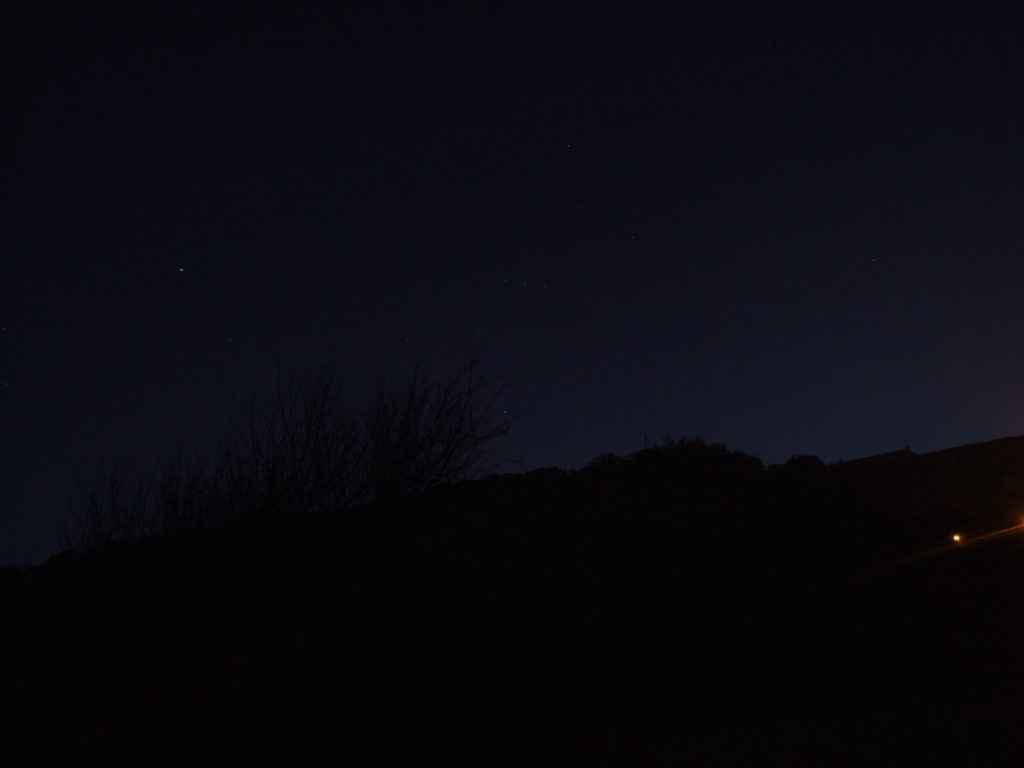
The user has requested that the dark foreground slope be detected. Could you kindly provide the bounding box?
[4,441,1024,764]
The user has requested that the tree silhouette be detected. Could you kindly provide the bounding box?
[60,361,510,551]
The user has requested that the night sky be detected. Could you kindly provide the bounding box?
[5,1,1024,565]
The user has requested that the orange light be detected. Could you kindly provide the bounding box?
[952,534,962,543]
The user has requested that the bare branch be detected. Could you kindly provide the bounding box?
[60,361,511,552]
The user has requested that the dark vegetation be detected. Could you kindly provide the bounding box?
[58,362,510,551]
[5,374,1024,763]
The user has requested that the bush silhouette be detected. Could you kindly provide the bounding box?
[60,361,509,551]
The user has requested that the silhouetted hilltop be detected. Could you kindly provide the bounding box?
[833,435,1024,541]
[4,436,1024,763]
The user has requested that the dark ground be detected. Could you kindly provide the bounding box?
[4,445,1024,765]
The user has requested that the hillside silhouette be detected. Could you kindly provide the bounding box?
[5,434,1024,763]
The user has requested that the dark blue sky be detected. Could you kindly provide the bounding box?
[5,1,1024,565]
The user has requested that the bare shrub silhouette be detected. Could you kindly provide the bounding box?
[60,361,509,552]
[209,365,365,525]
[66,464,152,551]
[362,362,510,502]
